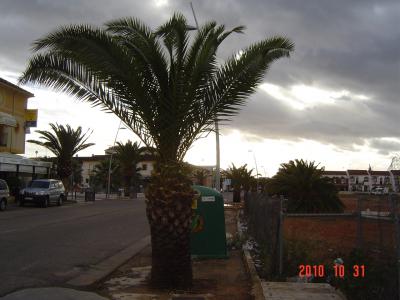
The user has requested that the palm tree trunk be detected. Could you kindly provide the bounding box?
[233,187,241,202]
[124,175,131,196]
[145,163,195,288]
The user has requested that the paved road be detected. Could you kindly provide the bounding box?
[0,199,149,296]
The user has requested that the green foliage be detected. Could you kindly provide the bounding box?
[114,140,143,193]
[193,169,207,185]
[90,159,120,192]
[145,162,195,203]
[71,159,83,184]
[283,239,321,277]
[20,13,293,165]
[278,240,397,299]
[269,159,344,213]
[333,250,397,300]
[28,123,94,181]
[224,163,255,192]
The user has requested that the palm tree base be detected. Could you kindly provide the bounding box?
[145,164,195,288]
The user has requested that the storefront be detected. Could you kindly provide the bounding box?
[0,152,52,195]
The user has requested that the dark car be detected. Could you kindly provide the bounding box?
[20,179,65,208]
[0,179,10,211]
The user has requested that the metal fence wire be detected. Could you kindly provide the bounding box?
[245,192,400,291]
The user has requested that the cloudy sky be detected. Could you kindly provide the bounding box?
[1,0,399,175]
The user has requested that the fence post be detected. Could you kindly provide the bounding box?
[356,196,363,249]
[279,195,284,276]
[390,193,400,300]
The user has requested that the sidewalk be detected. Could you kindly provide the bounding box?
[67,192,145,202]
[94,206,252,300]
[1,287,108,300]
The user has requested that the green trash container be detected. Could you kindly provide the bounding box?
[190,185,228,258]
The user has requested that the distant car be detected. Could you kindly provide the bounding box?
[371,187,384,195]
[20,179,65,208]
[0,179,10,211]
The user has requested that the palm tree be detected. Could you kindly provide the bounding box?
[268,159,344,213]
[193,169,207,185]
[91,159,119,192]
[114,140,143,196]
[224,163,255,202]
[19,13,293,288]
[28,123,94,191]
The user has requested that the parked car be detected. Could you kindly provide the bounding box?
[371,187,384,195]
[0,179,10,211]
[20,179,65,208]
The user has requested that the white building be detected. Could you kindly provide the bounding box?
[347,170,369,192]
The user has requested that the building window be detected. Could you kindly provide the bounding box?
[0,125,8,147]
[142,164,147,170]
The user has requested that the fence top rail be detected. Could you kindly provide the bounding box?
[284,213,356,218]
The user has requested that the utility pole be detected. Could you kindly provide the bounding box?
[249,149,259,191]
[106,121,125,199]
[190,2,221,191]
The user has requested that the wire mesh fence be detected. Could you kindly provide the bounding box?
[244,192,400,298]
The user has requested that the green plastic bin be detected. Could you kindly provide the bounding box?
[190,185,228,258]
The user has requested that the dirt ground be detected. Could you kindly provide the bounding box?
[95,207,253,300]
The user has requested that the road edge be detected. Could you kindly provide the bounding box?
[242,248,265,300]
[236,208,265,300]
[66,235,151,287]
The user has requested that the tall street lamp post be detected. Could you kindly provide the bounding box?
[248,149,259,191]
[261,165,267,177]
[106,121,125,199]
[190,2,221,191]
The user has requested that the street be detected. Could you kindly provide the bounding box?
[0,198,149,296]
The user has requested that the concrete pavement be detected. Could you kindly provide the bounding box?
[1,287,109,300]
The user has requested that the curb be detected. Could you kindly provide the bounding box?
[242,249,265,300]
[67,235,151,287]
[236,208,265,300]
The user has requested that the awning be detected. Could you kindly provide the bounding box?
[0,112,17,127]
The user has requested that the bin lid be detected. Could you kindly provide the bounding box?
[192,185,221,197]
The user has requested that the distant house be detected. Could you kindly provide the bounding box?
[322,170,348,191]
[347,170,369,192]
[75,154,106,186]
[75,148,157,191]
[390,170,400,192]
[368,170,391,192]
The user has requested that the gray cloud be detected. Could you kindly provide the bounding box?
[1,0,399,155]
[368,138,400,155]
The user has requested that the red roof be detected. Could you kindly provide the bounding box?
[323,170,347,176]
[347,170,368,175]
[390,170,400,175]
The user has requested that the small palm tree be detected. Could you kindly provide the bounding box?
[268,159,344,213]
[91,159,119,192]
[193,169,207,185]
[224,164,255,202]
[20,13,293,288]
[28,123,94,191]
[114,140,143,196]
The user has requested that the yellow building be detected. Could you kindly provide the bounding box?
[0,77,34,154]
[0,78,50,191]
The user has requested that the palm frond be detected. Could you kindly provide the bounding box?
[20,14,294,164]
